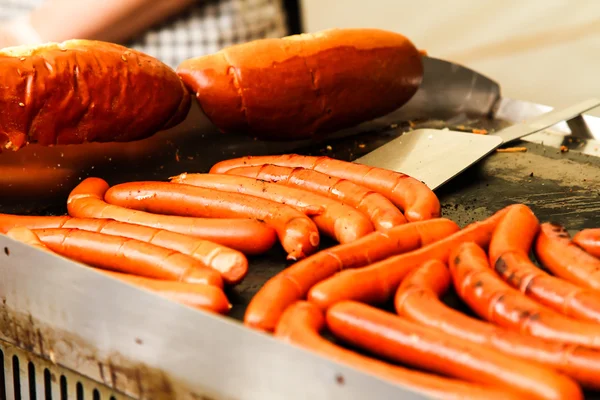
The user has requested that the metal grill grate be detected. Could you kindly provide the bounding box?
[0,340,130,400]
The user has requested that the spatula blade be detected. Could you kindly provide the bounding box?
[354,129,503,190]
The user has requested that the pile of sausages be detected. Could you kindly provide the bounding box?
[3,154,600,399]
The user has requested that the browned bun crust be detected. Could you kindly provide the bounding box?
[0,40,191,151]
[177,28,423,140]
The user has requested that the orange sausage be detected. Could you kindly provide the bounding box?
[104,181,320,260]
[450,242,600,349]
[5,226,231,314]
[5,226,54,253]
[536,222,600,290]
[34,228,224,288]
[275,301,518,400]
[244,218,459,332]
[209,154,441,222]
[101,271,231,314]
[0,214,248,285]
[326,301,583,400]
[169,173,374,243]
[308,206,513,309]
[225,164,407,230]
[0,214,71,234]
[396,260,600,389]
[489,205,600,323]
[67,177,277,255]
[573,228,600,258]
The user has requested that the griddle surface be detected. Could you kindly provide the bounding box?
[4,118,600,398]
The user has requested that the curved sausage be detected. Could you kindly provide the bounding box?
[34,228,224,288]
[489,205,600,323]
[67,177,277,255]
[209,154,440,222]
[224,164,407,230]
[101,271,231,314]
[450,242,600,349]
[169,173,374,243]
[327,301,583,400]
[244,218,459,332]
[104,181,320,260]
[0,213,248,285]
[395,259,600,389]
[536,222,600,290]
[275,301,518,400]
[573,228,600,258]
[308,205,513,309]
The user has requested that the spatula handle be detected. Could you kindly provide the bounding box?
[496,98,600,144]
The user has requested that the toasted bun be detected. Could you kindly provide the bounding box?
[177,28,423,140]
[0,40,191,151]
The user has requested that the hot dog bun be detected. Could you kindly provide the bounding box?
[177,28,423,140]
[0,40,191,151]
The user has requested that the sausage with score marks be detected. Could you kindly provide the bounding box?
[209,154,441,222]
[275,301,517,400]
[0,213,248,285]
[535,222,600,290]
[450,242,600,349]
[33,228,224,288]
[224,164,407,230]
[489,205,600,323]
[4,227,231,314]
[395,259,600,389]
[244,218,459,332]
[169,173,374,244]
[67,178,277,255]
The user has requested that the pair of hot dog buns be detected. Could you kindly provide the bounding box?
[0,29,423,151]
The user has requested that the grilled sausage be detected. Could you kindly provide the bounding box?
[170,172,374,243]
[307,206,513,309]
[275,301,518,400]
[5,226,230,313]
[395,259,600,389]
[5,226,53,252]
[104,181,320,260]
[67,177,277,255]
[225,164,407,230]
[176,28,423,141]
[327,301,583,400]
[489,205,600,323]
[0,213,248,285]
[535,222,600,290]
[209,154,440,222]
[0,40,190,151]
[34,228,224,288]
[450,242,600,349]
[573,228,600,258]
[101,271,231,314]
[244,218,459,332]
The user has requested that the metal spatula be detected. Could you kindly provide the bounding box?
[355,98,600,190]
